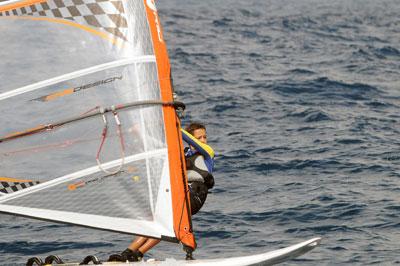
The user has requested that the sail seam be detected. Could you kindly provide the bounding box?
[0,56,156,101]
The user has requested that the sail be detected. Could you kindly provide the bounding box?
[0,0,195,249]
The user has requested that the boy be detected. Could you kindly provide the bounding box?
[110,122,215,262]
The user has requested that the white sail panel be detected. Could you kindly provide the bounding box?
[0,0,180,240]
[0,204,173,237]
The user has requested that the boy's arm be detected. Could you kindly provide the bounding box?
[181,128,215,159]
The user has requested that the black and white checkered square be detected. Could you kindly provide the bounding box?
[0,0,127,41]
[0,181,40,194]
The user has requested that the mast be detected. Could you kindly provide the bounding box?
[143,0,196,250]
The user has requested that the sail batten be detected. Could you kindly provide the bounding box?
[0,56,156,101]
[0,148,168,204]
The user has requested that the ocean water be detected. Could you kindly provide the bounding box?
[2,0,400,265]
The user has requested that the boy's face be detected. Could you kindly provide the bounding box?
[192,128,207,144]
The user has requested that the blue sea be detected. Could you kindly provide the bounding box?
[2,0,400,265]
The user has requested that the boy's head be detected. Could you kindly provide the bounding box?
[185,122,207,144]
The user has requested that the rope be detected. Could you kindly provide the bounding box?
[95,108,126,175]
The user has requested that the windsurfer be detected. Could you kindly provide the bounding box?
[109,122,215,262]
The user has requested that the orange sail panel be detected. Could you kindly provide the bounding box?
[143,0,196,249]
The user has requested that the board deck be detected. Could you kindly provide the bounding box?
[42,237,321,266]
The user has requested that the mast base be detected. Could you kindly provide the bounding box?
[183,245,195,260]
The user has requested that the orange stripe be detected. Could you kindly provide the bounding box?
[144,0,196,249]
[0,0,46,12]
[0,177,33,183]
[1,16,122,46]
[43,88,74,102]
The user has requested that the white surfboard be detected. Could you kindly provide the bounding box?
[48,237,321,266]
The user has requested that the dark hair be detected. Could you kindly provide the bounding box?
[185,122,206,135]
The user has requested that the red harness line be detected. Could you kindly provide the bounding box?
[95,108,126,174]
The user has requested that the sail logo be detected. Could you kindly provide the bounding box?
[73,76,123,92]
[146,0,163,43]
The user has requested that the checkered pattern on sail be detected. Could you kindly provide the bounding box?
[0,180,40,194]
[0,0,128,41]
